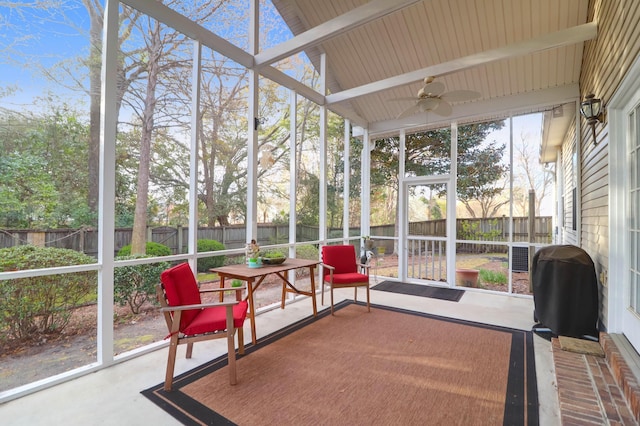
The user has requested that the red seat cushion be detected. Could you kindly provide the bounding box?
[182,300,248,336]
[160,263,203,331]
[329,272,369,285]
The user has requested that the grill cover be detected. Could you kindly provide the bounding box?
[532,245,598,338]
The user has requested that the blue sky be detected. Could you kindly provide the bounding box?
[1,2,92,108]
[0,0,298,110]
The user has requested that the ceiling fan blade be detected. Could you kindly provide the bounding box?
[421,81,445,96]
[418,97,441,111]
[388,96,421,102]
[432,99,453,116]
[440,90,481,102]
[396,103,421,119]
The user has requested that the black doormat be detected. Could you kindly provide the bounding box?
[372,280,465,302]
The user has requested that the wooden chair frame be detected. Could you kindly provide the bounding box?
[321,260,371,315]
[157,284,246,391]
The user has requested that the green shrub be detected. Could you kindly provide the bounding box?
[117,242,171,257]
[0,245,97,341]
[113,255,170,314]
[479,269,507,285]
[196,239,226,272]
[295,244,319,260]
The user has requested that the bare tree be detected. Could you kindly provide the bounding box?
[513,130,554,215]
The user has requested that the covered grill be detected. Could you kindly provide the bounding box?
[532,245,599,338]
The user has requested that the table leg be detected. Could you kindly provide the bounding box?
[309,266,318,316]
[247,280,257,345]
[280,272,288,310]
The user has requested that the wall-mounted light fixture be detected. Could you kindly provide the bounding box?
[579,94,603,145]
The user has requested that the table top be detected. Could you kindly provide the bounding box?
[210,257,319,279]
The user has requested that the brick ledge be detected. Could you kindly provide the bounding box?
[600,333,640,423]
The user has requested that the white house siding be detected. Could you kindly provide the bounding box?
[578,0,640,330]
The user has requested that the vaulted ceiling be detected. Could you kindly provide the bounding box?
[271,0,592,139]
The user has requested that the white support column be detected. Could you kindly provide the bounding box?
[318,53,328,244]
[360,128,371,238]
[188,41,202,272]
[398,129,406,281]
[508,115,514,292]
[97,0,119,365]
[343,119,351,242]
[246,0,259,243]
[289,89,297,259]
[509,115,514,244]
[447,122,458,286]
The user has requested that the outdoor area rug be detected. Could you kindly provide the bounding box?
[142,301,538,425]
[372,280,465,302]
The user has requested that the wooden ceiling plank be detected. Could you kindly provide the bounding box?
[326,22,597,105]
[254,0,423,67]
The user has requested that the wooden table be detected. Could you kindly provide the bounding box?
[210,258,319,345]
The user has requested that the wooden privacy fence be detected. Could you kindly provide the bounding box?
[0,217,551,256]
[0,224,310,257]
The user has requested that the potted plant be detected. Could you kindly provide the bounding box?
[260,250,287,265]
[246,239,261,268]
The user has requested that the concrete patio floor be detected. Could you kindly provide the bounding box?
[0,286,561,425]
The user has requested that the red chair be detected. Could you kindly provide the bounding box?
[321,245,371,315]
[157,262,248,391]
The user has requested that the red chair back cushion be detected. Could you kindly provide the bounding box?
[322,245,358,277]
[160,263,202,331]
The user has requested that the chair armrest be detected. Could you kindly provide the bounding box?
[160,300,239,312]
[320,263,335,271]
[357,262,371,275]
[200,286,247,293]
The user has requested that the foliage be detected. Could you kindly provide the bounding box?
[295,244,319,260]
[196,239,226,272]
[479,269,507,285]
[457,219,502,243]
[113,256,169,314]
[371,121,507,219]
[271,210,289,225]
[295,173,320,225]
[0,153,58,228]
[117,241,171,257]
[0,104,92,228]
[0,245,96,341]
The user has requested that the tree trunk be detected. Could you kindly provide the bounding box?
[85,1,103,218]
[131,25,161,255]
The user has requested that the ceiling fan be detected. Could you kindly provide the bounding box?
[391,76,481,119]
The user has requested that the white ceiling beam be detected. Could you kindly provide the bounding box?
[123,0,254,69]
[254,0,423,68]
[327,23,597,105]
[368,84,580,136]
[327,103,368,128]
[259,66,325,105]
[125,0,331,112]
